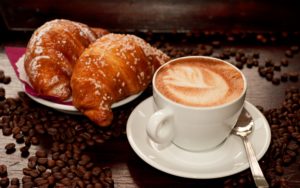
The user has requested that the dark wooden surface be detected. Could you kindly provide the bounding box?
[1,0,300,33]
[1,31,300,187]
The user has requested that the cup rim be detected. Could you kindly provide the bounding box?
[152,55,247,110]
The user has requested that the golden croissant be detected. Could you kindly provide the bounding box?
[71,33,170,126]
[24,19,108,101]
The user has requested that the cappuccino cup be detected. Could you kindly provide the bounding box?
[146,56,247,151]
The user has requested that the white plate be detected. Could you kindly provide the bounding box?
[16,54,142,114]
[23,85,142,115]
[126,97,271,179]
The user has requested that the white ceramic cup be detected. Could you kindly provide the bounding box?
[146,56,247,151]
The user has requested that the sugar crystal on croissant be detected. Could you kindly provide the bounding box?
[71,33,170,126]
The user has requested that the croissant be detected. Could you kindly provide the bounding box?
[24,19,108,101]
[71,33,170,126]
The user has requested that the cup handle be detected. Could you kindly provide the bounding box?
[146,108,174,144]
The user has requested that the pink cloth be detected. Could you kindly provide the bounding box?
[4,46,72,105]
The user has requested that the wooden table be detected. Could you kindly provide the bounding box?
[1,32,300,187]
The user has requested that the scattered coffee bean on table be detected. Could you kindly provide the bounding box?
[4,143,16,154]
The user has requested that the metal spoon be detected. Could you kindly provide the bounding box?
[232,108,269,188]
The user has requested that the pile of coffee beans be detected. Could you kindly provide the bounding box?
[0,90,122,187]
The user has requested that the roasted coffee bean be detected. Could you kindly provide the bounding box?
[47,175,55,185]
[0,165,7,177]
[272,77,280,85]
[53,172,63,180]
[289,72,299,82]
[20,146,30,158]
[28,156,37,169]
[30,136,40,145]
[0,177,9,187]
[37,158,48,165]
[36,150,47,158]
[56,160,65,168]
[15,133,25,143]
[61,177,72,186]
[280,58,289,66]
[2,76,11,85]
[5,143,16,154]
[274,63,281,71]
[0,87,5,101]
[38,165,47,173]
[281,73,289,82]
[265,59,274,67]
[22,175,32,184]
[34,177,48,186]
[2,127,12,136]
[10,177,20,186]
[79,154,91,166]
[47,159,56,168]
[23,182,34,188]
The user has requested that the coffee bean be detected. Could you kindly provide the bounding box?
[37,158,48,165]
[35,150,47,158]
[55,160,65,168]
[61,177,72,186]
[12,127,20,135]
[273,63,281,71]
[272,77,280,85]
[20,146,30,158]
[288,72,299,82]
[5,143,16,154]
[2,127,12,136]
[53,172,63,180]
[47,175,55,185]
[281,73,289,82]
[15,133,25,143]
[30,136,40,145]
[34,177,48,186]
[10,177,20,186]
[0,177,9,187]
[23,182,34,188]
[47,159,56,168]
[37,165,47,173]
[280,58,289,66]
[0,87,5,101]
[22,175,32,184]
[28,156,37,169]
[0,165,7,177]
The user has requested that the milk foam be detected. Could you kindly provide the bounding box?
[155,59,244,107]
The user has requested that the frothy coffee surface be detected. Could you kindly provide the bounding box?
[155,58,245,107]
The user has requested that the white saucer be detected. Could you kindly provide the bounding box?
[24,87,142,115]
[126,97,271,179]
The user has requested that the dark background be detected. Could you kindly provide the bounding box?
[1,0,300,34]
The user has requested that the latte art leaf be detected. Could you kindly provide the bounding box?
[155,59,244,107]
[163,67,213,89]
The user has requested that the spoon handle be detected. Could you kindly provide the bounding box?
[243,136,269,188]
